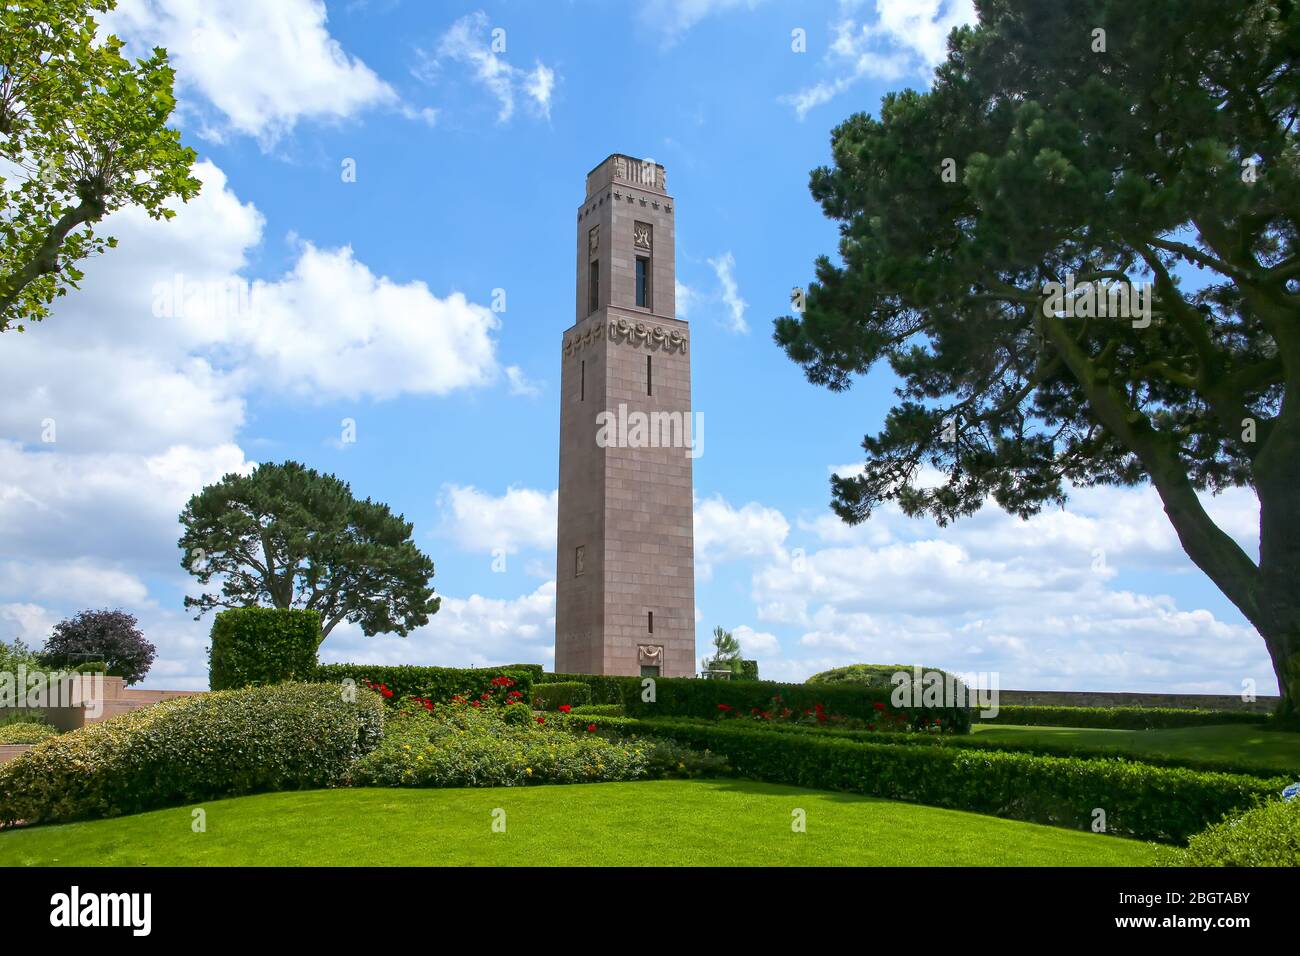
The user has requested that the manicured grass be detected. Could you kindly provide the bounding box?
[972,723,1300,775]
[0,780,1158,866]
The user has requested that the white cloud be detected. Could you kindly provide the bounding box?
[732,624,780,656]
[675,280,698,318]
[706,251,749,334]
[868,0,976,67]
[231,244,504,401]
[505,365,542,398]
[694,494,789,578]
[0,346,244,454]
[0,603,58,647]
[1,161,514,410]
[439,484,558,555]
[639,0,768,42]
[0,559,150,608]
[748,484,1272,692]
[524,64,556,120]
[105,0,398,142]
[321,580,557,670]
[0,440,254,572]
[783,0,977,119]
[418,12,558,123]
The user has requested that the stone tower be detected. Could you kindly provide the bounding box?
[554,154,696,678]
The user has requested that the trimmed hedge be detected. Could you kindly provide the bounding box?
[569,704,626,717]
[535,672,640,705]
[496,663,545,680]
[313,663,534,705]
[621,675,973,733]
[610,715,1286,778]
[983,705,1271,730]
[531,681,592,711]
[209,607,321,690]
[561,714,1285,843]
[0,683,383,825]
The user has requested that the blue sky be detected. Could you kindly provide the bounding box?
[0,0,1275,696]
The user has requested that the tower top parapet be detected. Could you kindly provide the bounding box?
[585,154,667,199]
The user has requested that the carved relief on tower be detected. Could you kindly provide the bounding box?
[608,318,687,353]
[588,224,600,257]
[633,221,652,251]
[562,319,605,358]
[638,644,663,668]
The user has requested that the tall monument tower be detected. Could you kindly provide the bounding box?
[555,154,696,678]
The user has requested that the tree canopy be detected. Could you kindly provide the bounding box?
[775,0,1300,713]
[43,608,155,684]
[179,461,441,643]
[0,0,200,331]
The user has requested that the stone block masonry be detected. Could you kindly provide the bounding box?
[555,155,696,678]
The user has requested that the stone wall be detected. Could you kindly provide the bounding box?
[997,688,1277,712]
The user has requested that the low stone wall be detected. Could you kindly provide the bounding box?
[998,689,1277,713]
[0,744,33,765]
[0,675,202,730]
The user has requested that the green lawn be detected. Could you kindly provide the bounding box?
[0,780,1159,866]
[972,722,1300,774]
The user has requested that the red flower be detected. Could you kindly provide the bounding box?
[535,716,545,724]
[873,702,886,712]
[587,724,597,733]
[558,704,572,713]
[470,700,481,708]
[717,703,732,711]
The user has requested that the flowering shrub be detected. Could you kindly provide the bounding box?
[623,676,971,733]
[1168,797,1300,866]
[315,663,535,711]
[0,683,384,826]
[350,695,648,789]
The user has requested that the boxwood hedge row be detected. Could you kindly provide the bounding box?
[561,715,1285,843]
[613,715,1284,778]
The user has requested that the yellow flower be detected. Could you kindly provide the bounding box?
[525,767,533,775]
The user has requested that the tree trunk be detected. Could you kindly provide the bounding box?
[1254,369,1300,720]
